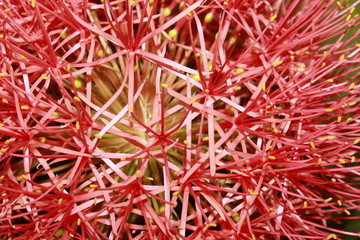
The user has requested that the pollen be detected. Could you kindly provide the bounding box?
[20,55,27,60]
[204,89,210,93]
[347,117,353,122]
[0,34,3,39]
[75,121,80,129]
[327,79,334,82]
[52,111,59,117]
[351,156,356,163]
[290,55,295,61]
[324,108,333,112]
[270,14,277,22]
[41,74,48,79]
[303,201,308,208]
[273,128,279,133]
[204,13,214,23]
[325,197,333,202]
[95,134,102,139]
[354,139,360,144]
[93,197,97,205]
[236,68,245,74]
[0,73,6,76]
[121,156,127,161]
[268,156,276,160]
[249,190,259,196]
[309,142,315,148]
[337,116,342,122]
[31,0,36,8]
[173,201,178,207]
[161,83,168,88]
[350,7,355,14]
[21,105,29,110]
[349,101,356,106]
[346,14,352,21]
[163,8,171,17]
[223,1,228,6]
[77,218,81,226]
[74,79,83,88]
[337,200,342,206]
[318,158,323,165]
[58,198,63,206]
[2,98,8,104]
[273,60,281,67]
[4,8,11,12]
[39,137,46,143]
[339,54,345,61]
[129,1,135,6]
[321,62,326,67]
[261,82,266,91]
[323,51,328,57]
[67,63,71,71]
[327,233,337,240]
[202,136,209,141]
[234,86,241,91]
[252,234,256,240]
[326,136,334,140]
[344,209,351,215]
[97,49,104,57]
[265,146,272,151]
[192,74,200,81]
[183,140,189,145]
[189,98,197,105]
[35,226,40,233]
[4,140,10,145]
[73,96,81,102]
[195,52,201,57]
[173,191,179,196]
[331,178,336,182]
[168,29,177,38]
[136,169,141,177]
[348,83,355,89]
[338,158,345,164]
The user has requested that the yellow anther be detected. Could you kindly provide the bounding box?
[4,140,10,144]
[208,64,212,71]
[204,89,210,93]
[348,101,356,106]
[67,63,71,71]
[195,52,201,57]
[21,105,29,110]
[0,73,6,77]
[325,197,333,202]
[39,137,46,143]
[202,136,209,141]
[273,128,279,133]
[52,111,59,117]
[350,7,355,14]
[4,8,11,12]
[290,55,295,61]
[323,51,328,58]
[133,64,138,72]
[249,190,259,196]
[318,158,323,165]
[327,233,337,240]
[331,178,336,182]
[97,49,104,57]
[326,136,334,140]
[268,155,276,160]
[74,79,82,88]
[265,146,272,151]
[348,83,355,89]
[0,176,4,180]
[192,74,200,81]
[234,86,241,91]
[321,62,326,68]
[35,226,40,233]
[309,142,315,148]
[236,68,244,74]
[183,140,189,145]
[187,12,192,16]
[252,234,256,240]
[73,96,81,102]
[347,117,353,122]
[270,14,277,22]
[163,8,171,16]
[204,13,214,23]
[128,106,133,113]
[336,1,342,9]
[303,201,308,208]
[269,207,274,212]
[31,0,36,8]
[337,200,342,206]
[20,54,27,60]
[95,134,102,139]
[2,98,9,104]
[189,98,197,105]
[229,36,237,44]
[354,138,360,144]
[339,54,345,61]
[261,82,266,91]
[173,191,179,196]
[93,197,97,205]
[0,148,5,153]
[338,158,345,164]
[337,116,342,122]
[35,189,42,193]
[324,108,333,112]
[168,29,177,38]
[77,218,81,225]
[120,155,127,161]
[273,60,281,67]
[327,79,334,82]
[40,74,48,79]
[344,141,349,145]
[346,14,352,21]
[75,121,80,129]
[344,209,351,215]
[223,1,228,6]
[90,184,98,188]
[161,83,168,88]
[58,198,63,206]
[22,174,29,180]
[356,43,360,48]
[0,34,3,39]
[135,169,141,177]
[351,156,356,163]
[129,0,135,6]
[173,201,178,207]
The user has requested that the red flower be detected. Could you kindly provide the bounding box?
[1,0,360,239]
